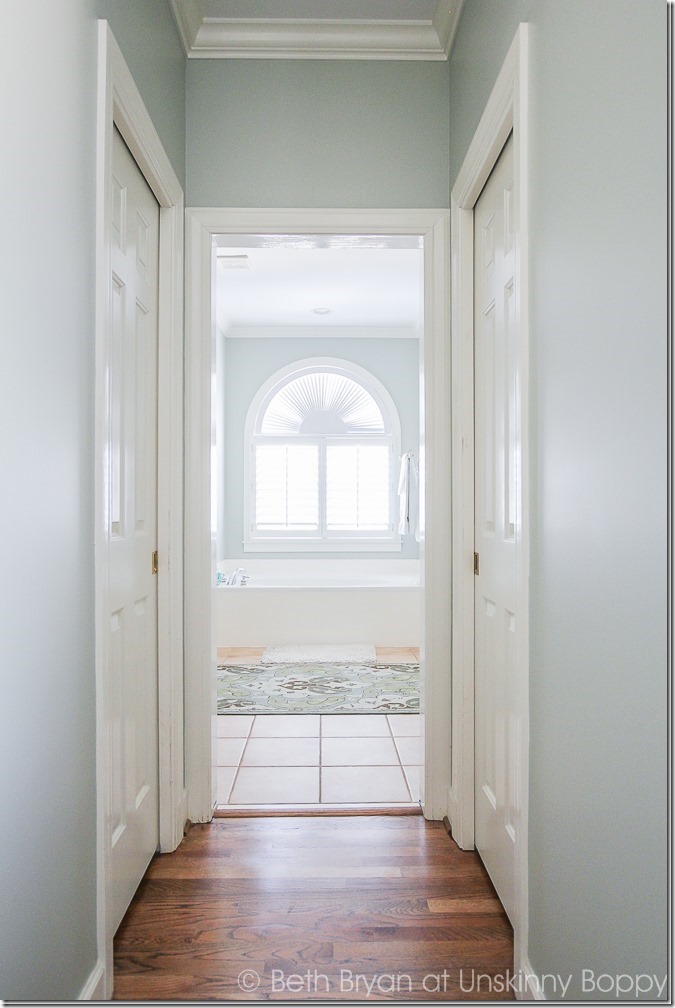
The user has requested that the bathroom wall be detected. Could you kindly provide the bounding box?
[218,335,420,561]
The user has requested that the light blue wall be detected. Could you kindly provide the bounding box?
[96,0,186,187]
[449,0,667,997]
[186,59,450,207]
[0,1,184,999]
[220,337,420,561]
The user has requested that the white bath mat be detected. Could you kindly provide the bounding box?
[261,643,376,665]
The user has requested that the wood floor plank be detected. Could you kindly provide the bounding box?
[114,816,514,1001]
[147,860,403,880]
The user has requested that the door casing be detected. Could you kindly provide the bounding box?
[94,21,185,1000]
[448,24,533,994]
[184,208,451,824]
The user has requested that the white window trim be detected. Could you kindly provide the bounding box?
[243,357,403,552]
[244,539,402,553]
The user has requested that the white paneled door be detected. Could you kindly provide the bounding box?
[473,134,518,925]
[109,127,160,932]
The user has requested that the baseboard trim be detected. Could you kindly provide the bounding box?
[79,960,106,1000]
[518,957,546,1000]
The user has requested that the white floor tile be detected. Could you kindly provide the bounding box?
[387,714,421,737]
[321,714,390,737]
[250,715,320,738]
[393,735,423,765]
[216,737,247,766]
[242,736,320,767]
[216,766,237,804]
[230,766,320,804]
[321,766,411,804]
[217,714,253,738]
[322,736,399,766]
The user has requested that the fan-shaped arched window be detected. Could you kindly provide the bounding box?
[245,359,401,550]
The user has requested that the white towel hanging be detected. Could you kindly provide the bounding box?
[398,451,419,537]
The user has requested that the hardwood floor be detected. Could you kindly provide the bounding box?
[114,816,514,1001]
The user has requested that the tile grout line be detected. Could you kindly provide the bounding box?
[318,715,323,805]
[226,715,256,805]
[388,713,413,803]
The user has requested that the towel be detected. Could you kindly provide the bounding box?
[398,451,419,539]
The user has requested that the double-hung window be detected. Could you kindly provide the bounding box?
[245,360,401,551]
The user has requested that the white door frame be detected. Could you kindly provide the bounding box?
[448,24,532,990]
[93,22,185,999]
[184,208,451,823]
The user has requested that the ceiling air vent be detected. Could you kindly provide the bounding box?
[216,254,250,269]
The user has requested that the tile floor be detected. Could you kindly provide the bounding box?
[216,646,421,808]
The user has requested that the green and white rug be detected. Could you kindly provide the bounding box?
[217,661,420,714]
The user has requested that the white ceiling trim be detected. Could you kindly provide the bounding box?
[170,0,464,60]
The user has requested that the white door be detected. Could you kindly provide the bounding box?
[473,134,518,924]
[108,127,160,932]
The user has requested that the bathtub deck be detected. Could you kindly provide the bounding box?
[216,647,420,810]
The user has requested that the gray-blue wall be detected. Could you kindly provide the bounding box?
[449,0,667,997]
[96,0,186,186]
[186,59,450,207]
[0,0,184,999]
[220,337,420,561]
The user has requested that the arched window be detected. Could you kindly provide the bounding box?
[245,359,401,550]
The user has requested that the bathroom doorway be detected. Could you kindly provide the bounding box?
[184,209,451,823]
[214,235,422,808]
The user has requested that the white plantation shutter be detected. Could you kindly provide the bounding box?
[260,371,385,435]
[249,364,400,543]
[326,444,390,531]
[255,444,319,530]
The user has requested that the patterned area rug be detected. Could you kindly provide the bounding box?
[217,662,420,714]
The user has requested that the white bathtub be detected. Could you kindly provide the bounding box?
[216,560,421,647]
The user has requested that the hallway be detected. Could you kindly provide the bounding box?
[1,2,667,1001]
[113,816,513,1001]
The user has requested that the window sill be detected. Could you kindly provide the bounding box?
[243,539,403,553]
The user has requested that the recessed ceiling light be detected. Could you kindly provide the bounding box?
[312,307,332,315]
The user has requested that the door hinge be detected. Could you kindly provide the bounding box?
[152,550,158,575]
[473,551,480,576]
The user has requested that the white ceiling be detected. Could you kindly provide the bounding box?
[170,0,465,59]
[215,241,423,335]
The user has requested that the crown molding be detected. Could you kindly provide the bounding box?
[433,0,465,58]
[169,0,465,60]
[223,325,420,339]
[169,0,205,56]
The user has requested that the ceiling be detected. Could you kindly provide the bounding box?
[169,0,465,60]
[215,238,423,335]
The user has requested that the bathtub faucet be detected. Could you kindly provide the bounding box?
[228,567,248,586]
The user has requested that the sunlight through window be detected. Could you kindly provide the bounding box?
[248,362,400,547]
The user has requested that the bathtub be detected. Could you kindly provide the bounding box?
[216,560,421,647]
